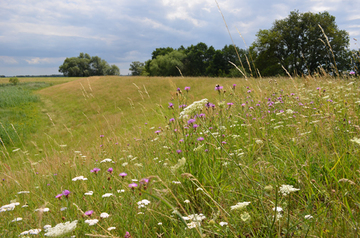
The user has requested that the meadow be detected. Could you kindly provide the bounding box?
[0,75,360,237]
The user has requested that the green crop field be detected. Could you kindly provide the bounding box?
[1,76,360,237]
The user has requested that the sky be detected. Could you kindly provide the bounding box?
[0,0,359,76]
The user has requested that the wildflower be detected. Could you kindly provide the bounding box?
[100,158,112,163]
[124,231,131,238]
[108,227,116,231]
[62,190,71,198]
[11,217,22,222]
[219,221,228,226]
[17,191,30,194]
[43,225,52,230]
[56,194,62,199]
[172,181,181,184]
[72,176,87,181]
[107,168,113,174]
[84,210,94,217]
[155,130,161,134]
[35,207,50,213]
[241,212,251,221]
[231,202,251,210]
[20,229,42,235]
[0,202,20,212]
[44,220,78,237]
[215,84,223,91]
[90,168,100,174]
[169,118,175,122]
[100,212,110,218]
[176,149,182,154]
[137,199,151,208]
[184,200,190,203]
[171,157,186,172]
[60,207,67,211]
[84,191,94,196]
[140,178,149,185]
[304,214,313,219]
[102,193,113,198]
[232,84,236,88]
[179,98,208,119]
[168,102,174,108]
[128,183,138,189]
[117,189,125,193]
[158,222,162,225]
[184,86,190,91]
[193,124,199,128]
[279,184,300,196]
[119,172,127,178]
[273,207,283,212]
[122,162,128,167]
[85,219,99,226]
[100,135,104,138]
[349,70,355,75]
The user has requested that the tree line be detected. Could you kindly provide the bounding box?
[130,11,359,77]
[59,53,120,77]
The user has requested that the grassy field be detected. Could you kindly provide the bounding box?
[1,75,360,237]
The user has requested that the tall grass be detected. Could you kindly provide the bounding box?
[0,76,359,237]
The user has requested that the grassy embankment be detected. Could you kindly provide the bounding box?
[1,76,360,237]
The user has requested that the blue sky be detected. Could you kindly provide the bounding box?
[0,0,359,76]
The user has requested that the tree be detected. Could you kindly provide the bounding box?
[59,53,119,77]
[252,11,350,76]
[129,61,145,76]
[149,51,186,76]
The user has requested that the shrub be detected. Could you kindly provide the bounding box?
[9,77,19,85]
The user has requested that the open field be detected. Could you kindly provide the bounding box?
[1,76,360,237]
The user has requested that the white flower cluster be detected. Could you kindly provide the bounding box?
[171,157,186,172]
[182,213,206,229]
[85,219,99,226]
[20,229,42,236]
[72,176,87,181]
[279,184,300,196]
[44,220,78,237]
[193,144,204,151]
[230,201,251,211]
[137,199,151,208]
[350,137,360,145]
[0,202,20,212]
[179,98,208,119]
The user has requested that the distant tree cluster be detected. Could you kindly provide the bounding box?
[130,11,355,77]
[59,53,120,77]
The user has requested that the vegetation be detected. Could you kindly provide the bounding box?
[137,11,351,78]
[129,61,145,76]
[0,75,360,237]
[9,77,19,85]
[252,11,350,76]
[59,53,120,77]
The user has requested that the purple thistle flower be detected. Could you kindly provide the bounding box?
[119,172,127,178]
[227,102,234,107]
[177,87,181,91]
[215,85,223,91]
[232,84,236,88]
[128,183,138,189]
[140,178,149,184]
[197,137,204,141]
[56,194,63,199]
[176,149,182,154]
[90,168,100,174]
[199,113,205,118]
[85,210,94,216]
[193,124,199,128]
[155,130,161,134]
[184,86,190,91]
[187,118,196,124]
[247,90,251,93]
[168,102,174,108]
[350,70,355,75]
[169,118,175,122]
[62,190,70,198]
[222,141,227,144]
[179,139,184,143]
[107,168,113,173]
[100,135,104,138]
[124,231,131,238]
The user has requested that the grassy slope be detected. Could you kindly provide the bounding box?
[1,76,360,237]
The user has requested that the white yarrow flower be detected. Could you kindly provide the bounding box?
[279,184,300,196]
[20,229,42,235]
[179,98,208,119]
[230,202,251,210]
[84,191,94,196]
[304,214,313,219]
[11,217,23,222]
[100,212,110,218]
[100,158,112,163]
[17,191,30,194]
[85,219,99,226]
[72,176,88,181]
[44,220,78,237]
[107,227,116,231]
[219,221,228,226]
[102,193,113,198]
[137,199,151,208]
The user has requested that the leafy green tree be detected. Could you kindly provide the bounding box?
[59,53,119,77]
[129,61,145,76]
[252,11,350,76]
[182,42,210,76]
[107,64,120,75]
[149,51,186,76]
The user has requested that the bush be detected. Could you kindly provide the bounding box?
[9,77,19,85]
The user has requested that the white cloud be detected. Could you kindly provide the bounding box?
[25,57,65,65]
[0,56,18,64]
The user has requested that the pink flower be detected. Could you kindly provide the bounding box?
[90,168,100,174]
[119,172,127,178]
[85,210,94,216]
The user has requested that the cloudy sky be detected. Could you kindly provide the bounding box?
[0,0,359,76]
